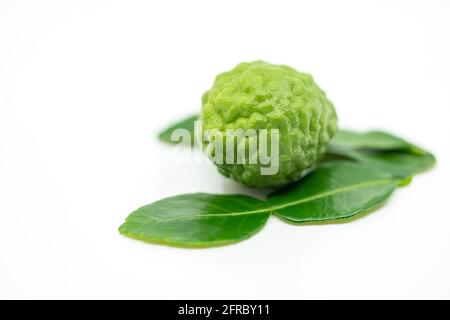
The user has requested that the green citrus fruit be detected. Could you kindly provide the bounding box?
[201,61,337,187]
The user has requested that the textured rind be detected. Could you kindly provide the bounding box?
[201,61,338,187]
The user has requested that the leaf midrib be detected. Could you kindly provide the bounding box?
[133,178,396,223]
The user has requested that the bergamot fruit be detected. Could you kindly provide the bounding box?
[200,61,337,188]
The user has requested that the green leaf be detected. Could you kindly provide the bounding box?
[119,193,270,247]
[326,140,436,179]
[267,161,399,224]
[325,143,365,161]
[132,126,436,247]
[331,130,426,155]
[158,114,198,145]
[357,151,436,179]
[327,130,436,178]
[119,163,400,246]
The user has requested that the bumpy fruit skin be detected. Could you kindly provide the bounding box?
[201,61,337,188]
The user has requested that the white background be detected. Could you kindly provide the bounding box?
[1,0,450,299]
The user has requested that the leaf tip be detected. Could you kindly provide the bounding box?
[398,176,413,187]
